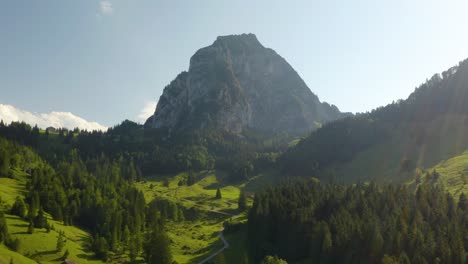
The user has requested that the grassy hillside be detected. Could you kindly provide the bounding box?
[282,59,468,185]
[5,214,104,264]
[0,245,36,264]
[135,171,251,263]
[0,175,105,264]
[426,150,468,198]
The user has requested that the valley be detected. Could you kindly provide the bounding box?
[0,30,467,264]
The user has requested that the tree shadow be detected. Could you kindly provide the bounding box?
[11,223,28,228]
[30,249,59,259]
[11,231,30,235]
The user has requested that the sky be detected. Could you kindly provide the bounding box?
[1,0,468,128]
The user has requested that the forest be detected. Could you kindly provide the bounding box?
[0,102,467,263]
[0,130,172,263]
[248,177,467,263]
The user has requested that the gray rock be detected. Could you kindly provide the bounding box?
[146,33,346,136]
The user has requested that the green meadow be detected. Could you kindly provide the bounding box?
[0,174,105,264]
[135,171,251,263]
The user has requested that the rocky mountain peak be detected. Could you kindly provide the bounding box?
[146,34,346,136]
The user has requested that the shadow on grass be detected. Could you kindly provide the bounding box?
[205,182,222,189]
[11,223,28,228]
[75,234,102,261]
[30,249,59,259]
[5,215,21,220]
[76,253,100,261]
[11,231,30,235]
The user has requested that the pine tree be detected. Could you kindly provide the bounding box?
[321,224,332,256]
[56,231,65,252]
[398,251,410,264]
[178,208,185,222]
[0,150,10,177]
[62,249,70,260]
[129,232,142,263]
[144,230,172,264]
[10,197,26,218]
[0,212,9,243]
[27,221,34,234]
[216,188,222,199]
[93,236,109,260]
[458,193,466,211]
[238,190,247,210]
[122,225,130,250]
[34,208,48,229]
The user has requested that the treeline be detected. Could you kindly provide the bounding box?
[0,120,282,183]
[0,136,43,178]
[22,151,170,262]
[248,177,467,263]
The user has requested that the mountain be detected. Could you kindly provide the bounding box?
[281,58,468,182]
[146,34,346,136]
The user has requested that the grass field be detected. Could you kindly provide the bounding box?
[2,168,253,264]
[5,214,105,264]
[135,170,251,264]
[427,150,468,198]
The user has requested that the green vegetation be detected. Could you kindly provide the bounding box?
[0,166,106,264]
[261,255,288,264]
[135,171,251,263]
[1,58,468,264]
[248,179,467,263]
[282,59,468,184]
[0,131,172,263]
[0,245,36,264]
[427,150,468,198]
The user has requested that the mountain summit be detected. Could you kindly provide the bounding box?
[146,33,346,135]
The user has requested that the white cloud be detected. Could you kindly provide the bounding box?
[0,104,107,131]
[136,101,157,124]
[100,0,113,15]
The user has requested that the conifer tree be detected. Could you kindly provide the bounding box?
[56,231,65,252]
[144,229,172,264]
[34,208,48,229]
[27,221,34,234]
[216,188,222,199]
[10,197,27,218]
[238,190,247,210]
[0,212,9,243]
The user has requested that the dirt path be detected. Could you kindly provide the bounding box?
[197,213,242,264]
[197,229,229,264]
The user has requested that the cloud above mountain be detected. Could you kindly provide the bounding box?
[0,104,107,131]
[136,101,157,123]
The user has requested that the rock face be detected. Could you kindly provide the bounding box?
[146,33,346,136]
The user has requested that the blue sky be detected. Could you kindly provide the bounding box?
[1,0,468,127]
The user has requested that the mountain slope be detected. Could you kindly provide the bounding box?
[423,150,468,198]
[146,34,346,136]
[282,58,468,183]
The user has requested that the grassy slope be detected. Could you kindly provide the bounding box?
[329,115,468,183]
[0,245,36,264]
[5,215,103,264]
[335,135,467,198]
[0,175,105,264]
[135,171,250,264]
[0,177,27,206]
[427,150,468,198]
